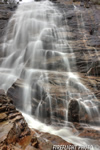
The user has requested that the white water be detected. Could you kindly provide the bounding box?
[22,112,85,145]
[22,111,99,150]
[0,0,100,149]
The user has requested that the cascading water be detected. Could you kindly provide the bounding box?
[0,0,100,149]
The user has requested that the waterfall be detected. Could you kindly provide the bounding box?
[0,0,100,148]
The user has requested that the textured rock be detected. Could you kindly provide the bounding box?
[68,99,80,122]
[79,128,100,139]
[6,3,100,142]
[68,98,100,124]
[0,0,100,149]
[0,89,31,149]
[0,90,80,149]
[7,70,100,124]
[74,122,100,142]
[87,65,100,76]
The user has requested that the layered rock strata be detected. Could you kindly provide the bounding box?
[0,0,100,149]
[0,89,77,150]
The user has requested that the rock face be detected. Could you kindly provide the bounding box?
[0,1,14,59]
[0,89,31,149]
[68,99,80,122]
[68,98,100,124]
[0,89,78,149]
[7,0,100,124]
[0,0,100,149]
[1,89,100,149]
[74,122,100,145]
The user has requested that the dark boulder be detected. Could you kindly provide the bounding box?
[68,99,80,122]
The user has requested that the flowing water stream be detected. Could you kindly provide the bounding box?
[0,0,100,149]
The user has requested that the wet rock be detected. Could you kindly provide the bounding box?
[0,89,79,149]
[7,69,100,125]
[68,97,100,124]
[0,89,5,95]
[33,130,76,150]
[0,3,14,45]
[87,66,100,76]
[90,0,100,5]
[0,113,7,121]
[73,122,100,146]
[0,0,100,148]
[7,81,25,110]
[50,0,58,2]
[79,128,100,139]
[0,90,32,149]
[68,99,80,122]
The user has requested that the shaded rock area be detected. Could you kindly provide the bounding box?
[0,1,14,58]
[68,98,100,124]
[68,99,80,122]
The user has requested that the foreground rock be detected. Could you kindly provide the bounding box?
[1,89,100,149]
[74,122,100,146]
[0,89,78,149]
[0,89,31,149]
